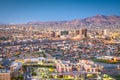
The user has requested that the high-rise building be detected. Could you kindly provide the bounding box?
[51,31,56,37]
[80,28,87,37]
[76,30,80,35]
[60,31,69,35]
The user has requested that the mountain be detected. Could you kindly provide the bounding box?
[26,15,120,28]
[81,14,120,26]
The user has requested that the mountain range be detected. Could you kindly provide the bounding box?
[27,15,120,28]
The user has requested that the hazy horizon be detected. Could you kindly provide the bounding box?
[0,0,120,24]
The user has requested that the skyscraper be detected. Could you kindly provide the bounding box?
[80,28,87,37]
[76,30,80,35]
[51,31,56,37]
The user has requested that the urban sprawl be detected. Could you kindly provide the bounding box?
[0,25,120,80]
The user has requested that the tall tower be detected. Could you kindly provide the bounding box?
[80,28,87,37]
[51,31,56,37]
[76,30,80,35]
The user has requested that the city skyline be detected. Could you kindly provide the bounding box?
[0,0,120,24]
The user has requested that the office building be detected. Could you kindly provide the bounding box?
[51,31,56,37]
[80,28,87,37]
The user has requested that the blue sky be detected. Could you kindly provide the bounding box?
[0,0,120,23]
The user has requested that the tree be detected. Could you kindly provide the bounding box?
[32,71,37,76]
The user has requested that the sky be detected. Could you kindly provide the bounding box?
[0,0,120,24]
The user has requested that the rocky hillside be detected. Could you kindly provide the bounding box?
[26,15,120,28]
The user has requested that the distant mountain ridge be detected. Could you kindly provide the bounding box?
[26,15,120,27]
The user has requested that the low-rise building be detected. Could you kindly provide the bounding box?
[0,69,11,80]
